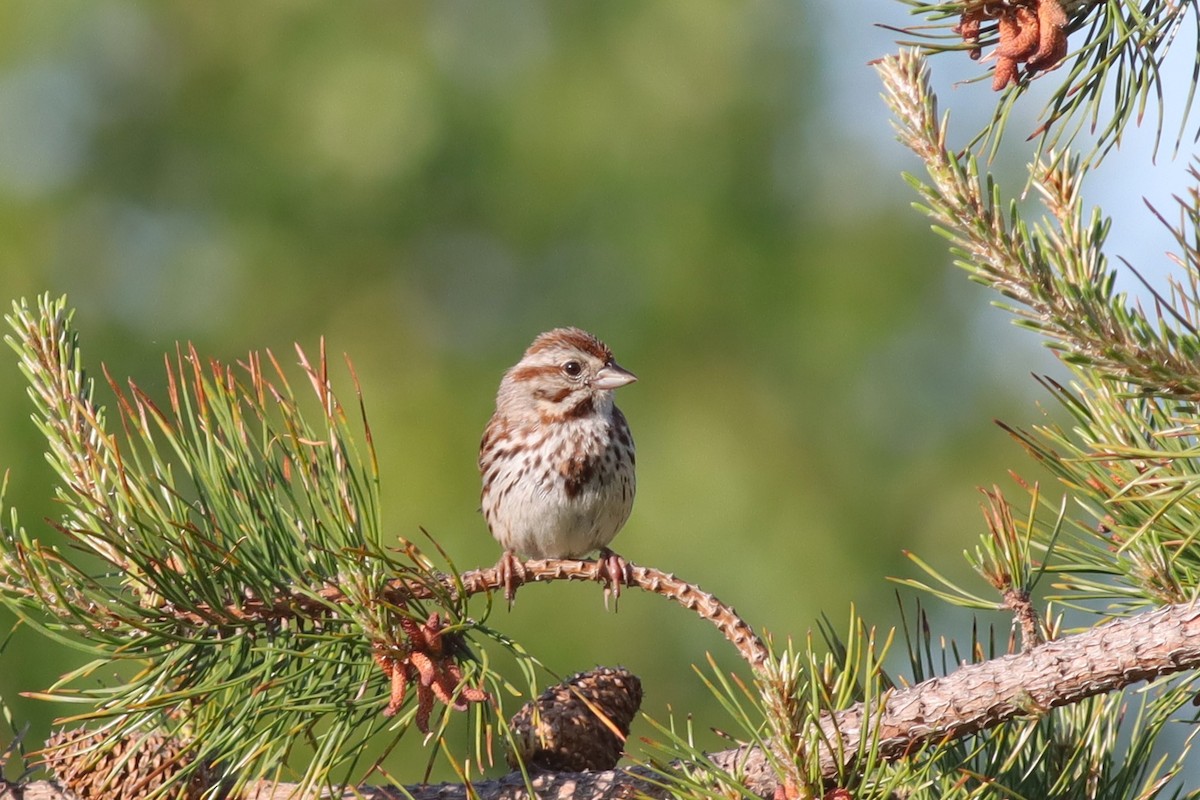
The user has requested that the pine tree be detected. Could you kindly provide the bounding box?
[4,2,1200,798]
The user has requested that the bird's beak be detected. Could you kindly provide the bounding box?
[592,361,638,390]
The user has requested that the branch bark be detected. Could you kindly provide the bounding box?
[182,558,772,670]
[10,602,1199,800]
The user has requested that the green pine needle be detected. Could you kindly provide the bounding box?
[0,294,540,797]
[890,0,1200,162]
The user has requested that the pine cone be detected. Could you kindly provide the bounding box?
[43,727,218,800]
[506,666,643,772]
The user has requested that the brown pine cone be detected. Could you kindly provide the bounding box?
[42,726,218,800]
[506,666,643,772]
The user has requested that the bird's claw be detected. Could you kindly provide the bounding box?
[597,548,631,610]
[496,550,527,607]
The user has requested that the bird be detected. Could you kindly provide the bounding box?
[479,327,637,604]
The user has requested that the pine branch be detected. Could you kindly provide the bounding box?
[11,601,1200,799]
[421,561,771,669]
[166,558,769,672]
[0,295,772,796]
[889,0,1199,160]
[400,598,1200,796]
[876,48,1200,398]
[270,597,1200,794]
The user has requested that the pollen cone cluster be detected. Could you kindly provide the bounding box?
[507,666,643,772]
[43,727,218,800]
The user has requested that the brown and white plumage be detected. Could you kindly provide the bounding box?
[479,327,637,600]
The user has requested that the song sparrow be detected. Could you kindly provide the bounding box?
[479,327,637,603]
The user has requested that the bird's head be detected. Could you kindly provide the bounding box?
[496,327,636,424]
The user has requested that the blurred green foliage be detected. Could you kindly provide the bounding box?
[0,0,1043,781]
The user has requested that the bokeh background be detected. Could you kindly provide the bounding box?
[0,0,1191,784]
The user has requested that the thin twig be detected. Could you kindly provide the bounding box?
[1001,587,1044,650]
[172,558,771,673]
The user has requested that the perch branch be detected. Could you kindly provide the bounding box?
[173,558,770,671]
[427,560,771,668]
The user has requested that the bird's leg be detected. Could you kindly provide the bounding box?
[596,547,632,609]
[495,549,527,606]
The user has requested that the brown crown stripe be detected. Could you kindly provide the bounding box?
[525,327,612,361]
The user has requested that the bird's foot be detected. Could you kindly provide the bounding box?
[596,547,632,610]
[495,550,527,607]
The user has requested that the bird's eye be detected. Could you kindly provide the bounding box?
[562,360,583,377]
